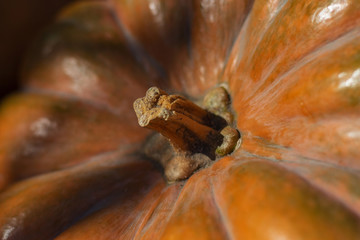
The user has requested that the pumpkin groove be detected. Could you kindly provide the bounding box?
[0,0,360,239]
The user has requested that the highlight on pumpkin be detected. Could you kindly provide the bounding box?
[1,0,360,239]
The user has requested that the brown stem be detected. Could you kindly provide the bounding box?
[134,87,223,160]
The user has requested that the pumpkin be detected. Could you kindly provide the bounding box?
[0,0,74,98]
[1,0,360,239]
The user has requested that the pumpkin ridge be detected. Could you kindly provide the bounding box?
[0,92,153,187]
[223,0,288,84]
[209,179,234,240]
[240,135,360,177]
[214,158,360,239]
[234,27,360,110]
[227,0,360,113]
[159,172,230,239]
[219,1,256,82]
[155,182,186,227]
[0,154,157,240]
[137,184,183,240]
[242,27,360,113]
[23,86,126,118]
[133,183,183,240]
[21,0,172,115]
[53,169,164,239]
[233,151,360,218]
[272,26,360,83]
[132,186,169,240]
[119,179,166,240]
[241,138,360,174]
[0,149,139,197]
[293,174,360,221]
[232,1,288,77]
[106,0,168,82]
[278,162,360,218]
[264,160,360,216]
[249,26,360,103]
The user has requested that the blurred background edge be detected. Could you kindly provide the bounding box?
[0,0,75,100]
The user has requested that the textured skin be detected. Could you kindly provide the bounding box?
[0,0,360,239]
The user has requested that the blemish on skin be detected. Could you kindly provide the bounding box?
[148,0,164,27]
[312,0,349,24]
[30,118,57,138]
[2,225,15,240]
[201,0,216,22]
[338,69,360,89]
[62,57,98,94]
[199,66,206,85]
[345,130,360,139]
[1,215,24,240]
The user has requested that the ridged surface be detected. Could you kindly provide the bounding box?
[0,0,359,239]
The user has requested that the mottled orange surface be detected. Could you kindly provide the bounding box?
[0,0,360,239]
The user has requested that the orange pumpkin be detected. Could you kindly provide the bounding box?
[1,0,360,239]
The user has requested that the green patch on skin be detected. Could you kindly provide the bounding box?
[342,87,360,106]
[317,167,360,198]
[216,126,241,157]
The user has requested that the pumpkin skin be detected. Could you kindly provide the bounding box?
[1,0,360,239]
[0,0,75,98]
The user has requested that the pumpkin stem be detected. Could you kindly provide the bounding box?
[133,86,240,182]
[134,87,226,159]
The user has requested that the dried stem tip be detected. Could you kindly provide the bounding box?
[134,87,224,159]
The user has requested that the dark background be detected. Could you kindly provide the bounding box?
[0,0,74,99]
